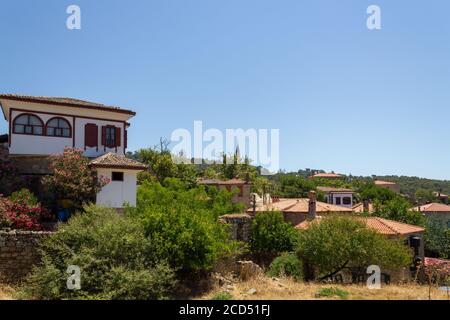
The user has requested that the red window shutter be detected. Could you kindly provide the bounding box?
[101,126,106,146]
[115,127,121,147]
[124,129,128,149]
[84,124,98,148]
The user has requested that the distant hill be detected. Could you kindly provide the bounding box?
[374,175,450,197]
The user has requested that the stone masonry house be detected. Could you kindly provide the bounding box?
[0,94,146,209]
[412,203,450,228]
[198,178,252,208]
[374,180,401,193]
[247,194,353,225]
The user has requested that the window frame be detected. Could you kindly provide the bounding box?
[12,113,44,136]
[111,171,124,182]
[105,126,117,148]
[343,197,352,205]
[45,117,72,138]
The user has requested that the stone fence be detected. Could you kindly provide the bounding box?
[0,229,53,283]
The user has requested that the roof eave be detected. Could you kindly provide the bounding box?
[0,96,136,117]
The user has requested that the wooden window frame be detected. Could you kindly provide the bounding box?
[104,125,117,148]
[45,117,72,138]
[12,113,44,136]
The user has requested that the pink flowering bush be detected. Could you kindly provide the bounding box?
[0,194,51,231]
[42,148,109,209]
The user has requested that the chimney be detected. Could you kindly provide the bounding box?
[363,200,369,212]
[308,191,317,220]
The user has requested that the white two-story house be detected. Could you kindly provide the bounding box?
[0,94,146,208]
[317,186,355,208]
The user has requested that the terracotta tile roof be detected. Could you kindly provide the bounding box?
[198,178,248,185]
[296,216,425,236]
[311,173,343,179]
[412,203,450,213]
[424,257,450,272]
[90,153,147,170]
[352,202,375,213]
[317,186,354,193]
[0,94,136,116]
[247,198,353,214]
[374,180,397,185]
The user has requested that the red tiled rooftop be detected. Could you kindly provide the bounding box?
[296,216,425,236]
[0,94,136,116]
[90,153,147,170]
[412,203,450,213]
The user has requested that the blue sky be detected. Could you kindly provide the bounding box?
[0,1,449,179]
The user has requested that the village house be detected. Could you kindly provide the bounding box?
[297,216,425,260]
[297,192,426,264]
[412,203,450,228]
[374,180,401,193]
[247,192,353,225]
[433,191,449,204]
[310,172,343,180]
[198,178,252,208]
[0,94,146,208]
[317,186,354,208]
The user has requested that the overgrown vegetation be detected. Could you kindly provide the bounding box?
[268,253,303,280]
[297,217,412,280]
[20,205,176,300]
[130,178,241,271]
[249,211,298,254]
[42,148,109,210]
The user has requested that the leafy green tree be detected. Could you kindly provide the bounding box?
[272,175,316,198]
[21,205,176,300]
[371,198,425,226]
[414,189,437,205]
[358,183,398,204]
[296,216,412,280]
[424,218,450,259]
[133,147,198,187]
[250,211,298,254]
[131,179,241,271]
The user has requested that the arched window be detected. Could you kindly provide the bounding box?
[13,114,44,135]
[46,117,71,137]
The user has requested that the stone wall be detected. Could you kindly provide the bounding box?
[0,229,53,283]
[220,213,253,242]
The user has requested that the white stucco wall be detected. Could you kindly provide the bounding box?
[8,106,127,157]
[96,168,138,208]
[325,192,353,208]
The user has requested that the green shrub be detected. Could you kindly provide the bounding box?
[268,253,303,280]
[250,211,298,254]
[316,287,349,300]
[20,205,176,300]
[131,180,239,271]
[9,188,39,207]
[211,292,233,300]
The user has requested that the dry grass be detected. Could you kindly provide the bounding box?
[200,275,450,300]
[0,285,15,300]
